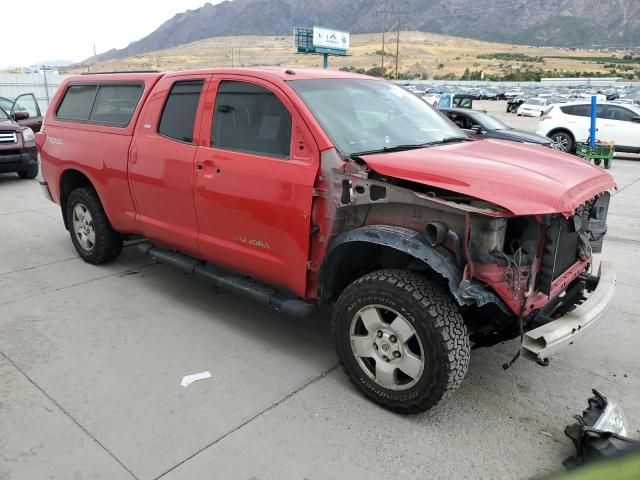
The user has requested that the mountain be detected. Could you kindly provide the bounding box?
[31,60,75,68]
[93,0,640,62]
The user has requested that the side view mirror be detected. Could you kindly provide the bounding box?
[471,125,485,134]
[632,116,640,124]
[13,111,29,121]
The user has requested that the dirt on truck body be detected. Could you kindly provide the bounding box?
[36,68,616,413]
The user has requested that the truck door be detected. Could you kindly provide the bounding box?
[129,74,210,257]
[193,77,319,297]
[11,93,43,132]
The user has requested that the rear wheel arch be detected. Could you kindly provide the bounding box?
[59,169,98,230]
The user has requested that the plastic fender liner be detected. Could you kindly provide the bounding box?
[318,225,506,311]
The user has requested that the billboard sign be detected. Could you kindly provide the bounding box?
[312,27,349,53]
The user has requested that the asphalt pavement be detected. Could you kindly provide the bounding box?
[1,101,639,480]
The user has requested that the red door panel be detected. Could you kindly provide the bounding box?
[193,76,319,297]
[128,74,210,256]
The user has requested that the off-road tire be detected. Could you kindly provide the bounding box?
[66,187,123,264]
[332,269,470,414]
[17,163,39,179]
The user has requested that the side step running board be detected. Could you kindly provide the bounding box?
[138,242,318,318]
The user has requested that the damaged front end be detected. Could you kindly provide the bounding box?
[313,148,616,363]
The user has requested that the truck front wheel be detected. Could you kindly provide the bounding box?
[66,187,123,264]
[332,269,470,414]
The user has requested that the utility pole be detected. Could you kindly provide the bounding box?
[380,0,387,72]
[377,0,407,77]
[93,43,97,58]
[231,48,234,67]
[395,20,400,79]
[40,65,51,105]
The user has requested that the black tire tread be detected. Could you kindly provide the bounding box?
[66,187,123,264]
[332,269,470,414]
[17,163,39,179]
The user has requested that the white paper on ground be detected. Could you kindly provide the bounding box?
[180,371,211,387]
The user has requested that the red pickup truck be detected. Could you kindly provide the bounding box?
[37,68,616,413]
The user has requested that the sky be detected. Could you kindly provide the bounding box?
[3,0,221,68]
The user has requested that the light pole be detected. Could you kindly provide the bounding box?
[40,65,52,105]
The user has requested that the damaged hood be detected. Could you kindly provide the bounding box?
[361,139,616,216]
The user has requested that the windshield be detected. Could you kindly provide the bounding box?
[469,111,508,130]
[0,98,14,112]
[0,107,9,121]
[288,79,466,156]
[527,98,547,106]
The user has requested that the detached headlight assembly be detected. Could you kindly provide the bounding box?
[594,400,629,436]
[22,127,35,143]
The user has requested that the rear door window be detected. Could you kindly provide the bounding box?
[211,81,291,159]
[158,80,204,143]
[603,105,636,122]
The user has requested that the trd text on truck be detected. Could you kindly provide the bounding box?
[36,68,616,413]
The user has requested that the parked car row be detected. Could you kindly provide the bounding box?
[432,93,640,155]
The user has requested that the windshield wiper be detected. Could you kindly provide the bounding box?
[421,137,470,146]
[350,144,430,157]
[350,137,469,158]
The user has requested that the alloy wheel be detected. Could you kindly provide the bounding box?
[349,305,425,390]
[72,203,96,251]
[552,134,570,151]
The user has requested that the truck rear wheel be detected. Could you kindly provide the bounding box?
[66,187,123,264]
[332,269,470,414]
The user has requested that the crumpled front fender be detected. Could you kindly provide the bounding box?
[318,225,506,312]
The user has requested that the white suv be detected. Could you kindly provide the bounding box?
[537,101,640,153]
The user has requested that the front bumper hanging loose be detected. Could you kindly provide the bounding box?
[521,261,616,363]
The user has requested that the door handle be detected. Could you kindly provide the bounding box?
[197,159,220,176]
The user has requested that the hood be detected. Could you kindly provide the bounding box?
[0,118,19,130]
[495,129,551,145]
[361,139,616,216]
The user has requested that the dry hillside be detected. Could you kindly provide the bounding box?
[68,31,637,79]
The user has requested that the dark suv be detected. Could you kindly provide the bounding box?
[0,106,39,179]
